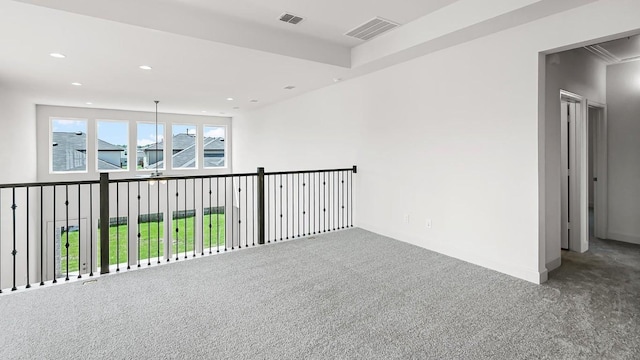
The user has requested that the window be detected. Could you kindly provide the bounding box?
[137,122,164,171]
[172,124,197,169]
[96,121,128,171]
[203,126,226,168]
[51,118,88,173]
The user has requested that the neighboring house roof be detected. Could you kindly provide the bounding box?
[52,132,124,171]
[97,139,125,151]
[145,135,225,169]
[98,158,121,170]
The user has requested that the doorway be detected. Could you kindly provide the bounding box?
[559,90,608,254]
[588,103,608,240]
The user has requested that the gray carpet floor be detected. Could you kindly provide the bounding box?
[1,228,639,359]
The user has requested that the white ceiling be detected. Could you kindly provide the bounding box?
[156,0,459,47]
[598,34,640,62]
[0,0,595,116]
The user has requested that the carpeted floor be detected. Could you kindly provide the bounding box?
[0,228,639,359]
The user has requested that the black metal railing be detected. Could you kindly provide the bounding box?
[0,166,356,293]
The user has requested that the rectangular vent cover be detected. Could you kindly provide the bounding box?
[345,17,399,41]
[280,13,304,25]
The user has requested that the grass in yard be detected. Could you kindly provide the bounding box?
[61,214,225,274]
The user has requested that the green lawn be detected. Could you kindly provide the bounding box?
[60,214,226,274]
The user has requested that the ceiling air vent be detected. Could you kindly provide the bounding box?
[345,17,399,41]
[279,13,304,25]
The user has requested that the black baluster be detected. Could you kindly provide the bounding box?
[26,187,31,288]
[313,173,316,235]
[335,172,338,231]
[192,178,196,257]
[216,177,220,253]
[224,177,227,251]
[77,184,81,278]
[11,188,18,290]
[159,178,162,263]
[231,176,235,250]
[40,185,45,284]
[286,174,289,240]
[245,176,248,248]
[350,169,354,227]
[237,177,241,249]
[183,179,187,259]
[52,186,56,283]
[302,174,306,236]
[202,178,206,256]
[266,175,270,243]
[90,184,94,276]
[137,181,141,267]
[274,175,277,242]
[0,190,2,292]
[175,180,179,261]
[208,177,212,254]
[64,185,69,281]
[127,183,131,269]
[323,172,327,233]
[116,183,120,272]
[280,174,283,241]
[147,181,151,266]
[252,176,255,246]
[166,179,171,262]
[332,172,335,230]
[296,173,301,237]
[340,171,345,229]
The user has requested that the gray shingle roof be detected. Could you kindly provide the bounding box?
[52,132,124,172]
[145,135,225,169]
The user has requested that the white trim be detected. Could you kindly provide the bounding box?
[546,257,562,272]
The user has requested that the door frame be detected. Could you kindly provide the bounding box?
[587,101,608,240]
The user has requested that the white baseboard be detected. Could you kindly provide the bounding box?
[607,232,640,245]
[546,257,561,272]
[358,222,545,284]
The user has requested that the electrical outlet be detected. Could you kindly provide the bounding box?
[426,219,432,229]
[403,214,410,224]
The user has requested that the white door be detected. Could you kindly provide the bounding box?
[561,100,579,250]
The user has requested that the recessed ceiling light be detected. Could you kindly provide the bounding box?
[333,78,342,82]
[139,65,152,70]
[86,102,93,105]
[220,112,226,115]
[233,107,240,110]
[71,82,82,86]
[249,99,259,103]
[50,53,66,59]
[201,111,207,113]
[226,97,234,101]
[284,85,296,90]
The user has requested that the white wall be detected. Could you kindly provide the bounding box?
[0,85,38,290]
[543,48,606,271]
[606,60,640,244]
[234,0,640,284]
